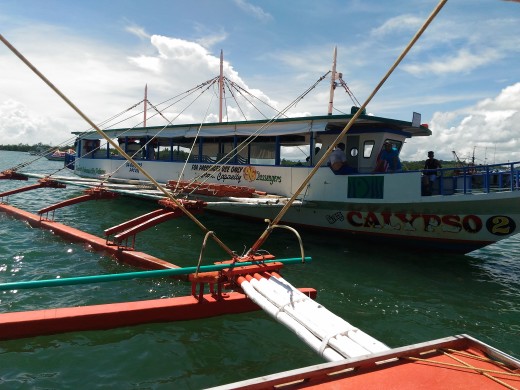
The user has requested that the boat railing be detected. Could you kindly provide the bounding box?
[418,161,520,196]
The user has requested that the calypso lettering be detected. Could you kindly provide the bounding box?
[344,211,483,234]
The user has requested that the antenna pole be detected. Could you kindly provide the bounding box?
[327,46,337,115]
[143,84,147,127]
[219,50,224,123]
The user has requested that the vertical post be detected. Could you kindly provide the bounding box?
[144,84,148,127]
[275,136,281,166]
[327,46,337,115]
[219,50,223,123]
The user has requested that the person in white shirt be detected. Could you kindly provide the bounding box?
[328,143,354,174]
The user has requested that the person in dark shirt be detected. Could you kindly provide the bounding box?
[423,151,442,195]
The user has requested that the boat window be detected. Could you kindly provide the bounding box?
[363,141,375,158]
[250,142,275,165]
[350,147,359,157]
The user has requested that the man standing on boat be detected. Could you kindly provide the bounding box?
[328,143,355,174]
[423,151,442,195]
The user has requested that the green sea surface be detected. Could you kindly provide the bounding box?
[1,150,519,389]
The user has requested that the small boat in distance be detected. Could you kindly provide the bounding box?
[46,149,75,161]
[66,51,520,254]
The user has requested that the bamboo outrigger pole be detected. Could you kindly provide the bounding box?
[247,0,448,255]
[0,34,236,258]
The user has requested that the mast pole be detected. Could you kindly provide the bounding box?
[219,50,223,123]
[327,46,337,115]
[144,84,147,127]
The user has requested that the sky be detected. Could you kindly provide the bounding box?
[0,0,519,164]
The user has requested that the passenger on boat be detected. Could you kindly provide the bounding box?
[423,150,442,195]
[376,141,402,173]
[328,143,355,174]
[306,146,321,163]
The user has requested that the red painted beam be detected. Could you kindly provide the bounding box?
[0,288,317,340]
[38,194,94,214]
[0,183,43,197]
[113,210,182,242]
[0,203,179,270]
[104,208,169,236]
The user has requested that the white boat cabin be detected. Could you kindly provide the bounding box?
[74,107,430,174]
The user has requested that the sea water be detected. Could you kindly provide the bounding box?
[0,150,519,389]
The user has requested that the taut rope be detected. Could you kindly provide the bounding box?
[0,33,237,259]
[247,0,448,255]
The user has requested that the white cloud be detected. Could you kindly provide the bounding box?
[0,99,71,145]
[0,27,285,149]
[125,25,151,40]
[404,83,520,164]
[402,48,501,76]
[370,14,423,37]
[232,0,273,22]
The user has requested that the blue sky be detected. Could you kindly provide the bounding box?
[1,0,519,163]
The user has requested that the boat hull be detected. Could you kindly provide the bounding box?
[73,158,520,252]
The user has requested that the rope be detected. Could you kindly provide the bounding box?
[173,93,216,195]
[404,354,520,378]
[247,0,448,255]
[442,349,519,389]
[442,348,512,368]
[0,33,237,259]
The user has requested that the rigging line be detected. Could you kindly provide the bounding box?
[79,100,145,133]
[150,77,219,111]
[182,71,331,191]
[247,0,448,255]
[226,78,288,119]
[8,101,145,175]
[97,79,219,136]
[337,77,362,108]
[173,93,217,195]
[99,80,219,186]
[222,79,248,121]
[0,33,237,259]
[224,79,267,120]
[140,80,219,124]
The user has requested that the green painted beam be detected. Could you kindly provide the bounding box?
[0,257,311,291]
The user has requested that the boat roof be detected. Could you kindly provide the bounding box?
[75,113,431,140]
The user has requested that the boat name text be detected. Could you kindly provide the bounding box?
[339,211,516,236]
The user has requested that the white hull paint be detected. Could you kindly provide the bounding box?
[74,157,520,252]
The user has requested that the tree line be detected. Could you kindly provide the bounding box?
[0,143,74,153]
